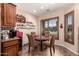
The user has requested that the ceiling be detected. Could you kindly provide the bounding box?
[15,3,74,17]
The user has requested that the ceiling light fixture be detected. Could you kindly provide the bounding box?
[33,10,37,13]
[46,9,50,12]
[40,6,44,10]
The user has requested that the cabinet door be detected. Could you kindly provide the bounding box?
[3,44,18,56]
[4,4,16,26]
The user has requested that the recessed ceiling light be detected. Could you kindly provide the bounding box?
[46,9,50,12]
[40,6,44,10]
[33,10,37,13]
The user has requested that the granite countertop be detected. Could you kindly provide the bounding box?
[1,37,20,42]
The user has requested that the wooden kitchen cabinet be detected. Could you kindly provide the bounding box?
[0,4,1,26]
[1,38,19,56]
[3,44,18,56]
[1,3,16,27]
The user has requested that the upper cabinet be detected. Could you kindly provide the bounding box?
[1,3,16,27]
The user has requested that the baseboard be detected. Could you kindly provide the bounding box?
[55,44,79,55]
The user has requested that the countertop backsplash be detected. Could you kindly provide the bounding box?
[0,30,9,40]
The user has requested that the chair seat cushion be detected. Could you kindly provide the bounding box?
[43,41,50,46]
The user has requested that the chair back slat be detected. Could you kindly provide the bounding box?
[50,35,55,56]
[50,35,55,47]
[26,34,34,46]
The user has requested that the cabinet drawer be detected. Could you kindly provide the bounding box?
[3,40,18,48]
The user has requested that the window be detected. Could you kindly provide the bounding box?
[44,21,48,28]
[67,15,73,25]
[49,19,57,27]
[49,18,57,32]
[64,11,74,45]
[43,17,59,40]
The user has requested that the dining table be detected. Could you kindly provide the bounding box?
[34,36,51,51]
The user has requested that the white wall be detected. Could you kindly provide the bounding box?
[75,4,79,54]
[38,4,79,55]
[15,8,39,46]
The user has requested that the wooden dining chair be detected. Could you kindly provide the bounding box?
[26,34,39,53]
[43,35,55,56]
[50,35,55,56]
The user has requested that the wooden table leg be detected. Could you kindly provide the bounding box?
[40,40,43,51]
